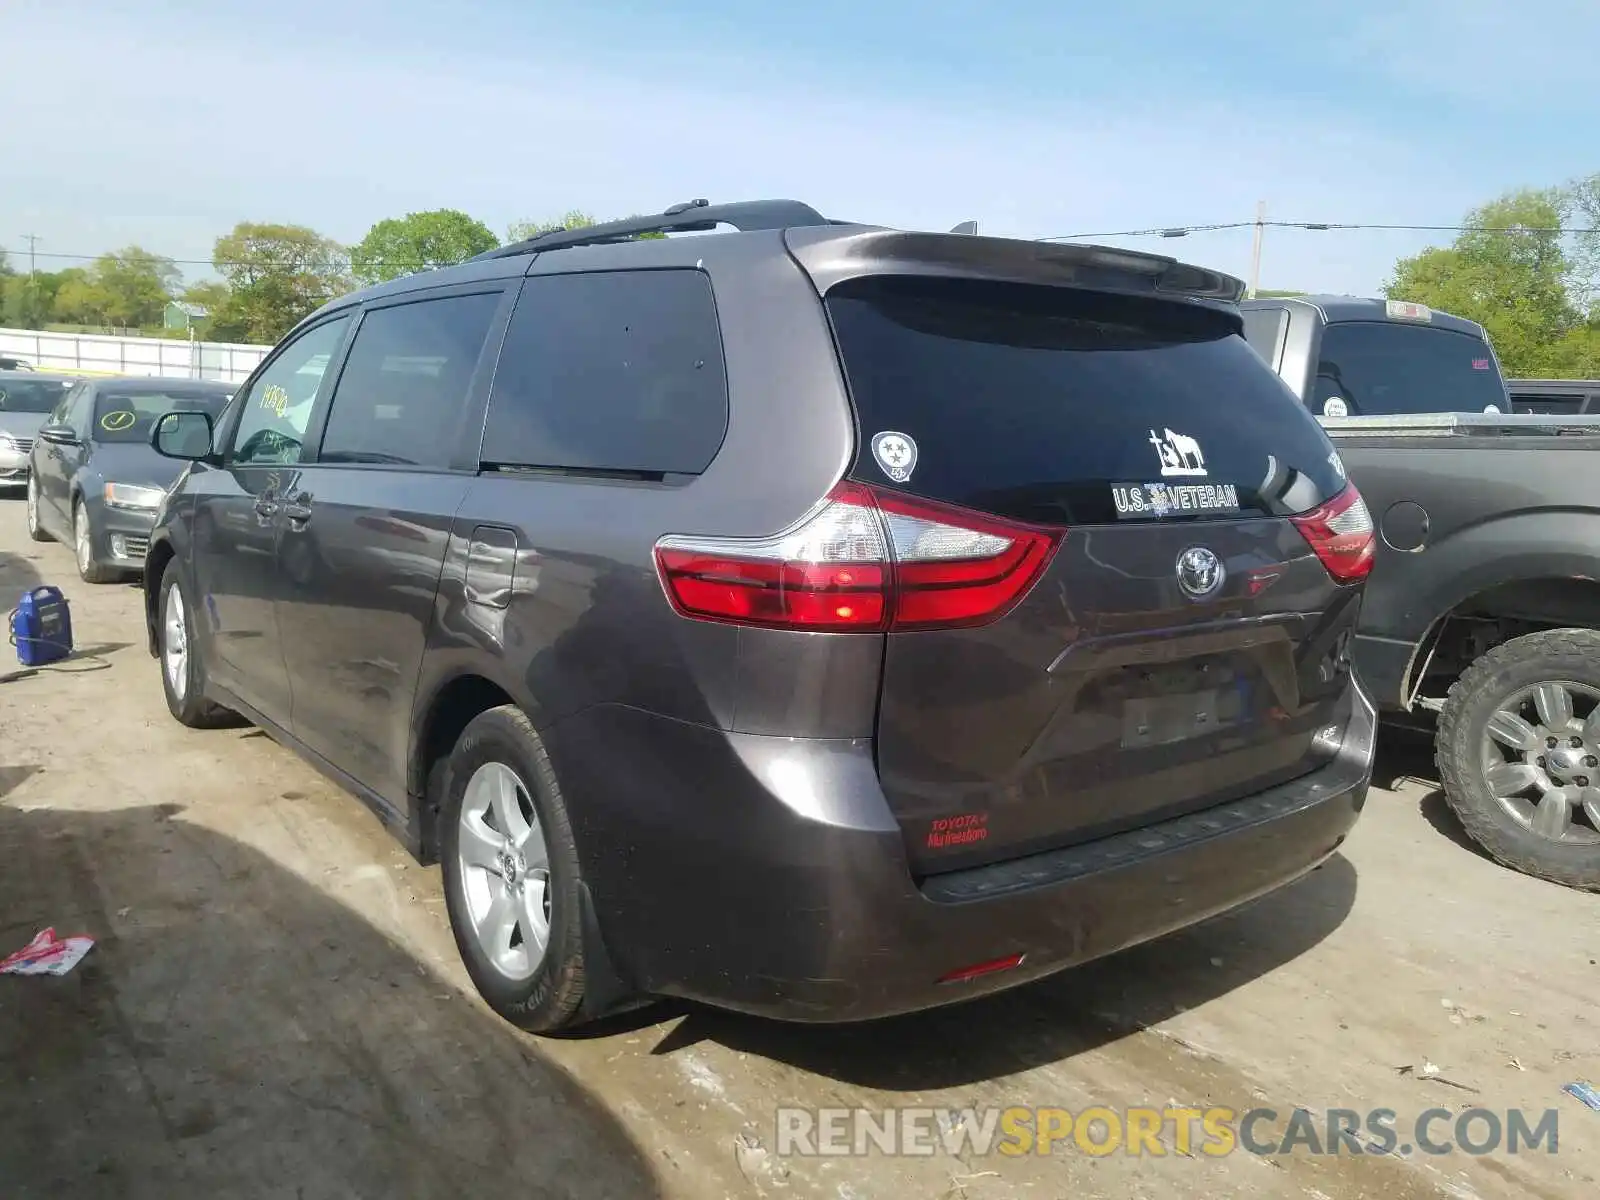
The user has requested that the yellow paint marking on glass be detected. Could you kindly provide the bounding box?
[100,410,136,432]
[260,384,291,417]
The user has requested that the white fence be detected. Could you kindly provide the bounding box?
[0,326,272,383]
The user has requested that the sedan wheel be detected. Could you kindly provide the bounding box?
[73,502,110,583]
[26,475,48,542]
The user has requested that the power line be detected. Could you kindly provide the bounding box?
[5,219,1599,272]
[1041,220,1600,241]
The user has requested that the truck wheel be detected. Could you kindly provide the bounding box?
[1436,629,1600,892]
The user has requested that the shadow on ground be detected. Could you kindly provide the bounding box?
[1372,721,1491,858]
[0,803,660,1200]
[0,544,43,608]
[640,851,1359,1091]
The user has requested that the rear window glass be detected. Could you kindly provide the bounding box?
[1313,321,1509,416]
[92,387,233,443]
[825,277,1344,525]
[481,269,728,475]
[0,378,73,414]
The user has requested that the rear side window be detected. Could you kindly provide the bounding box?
[481,269,728,474]
[1313,321,1509,416]
[320,291,502,468]
[1240,306,1287,368]
[825,276,1344,526]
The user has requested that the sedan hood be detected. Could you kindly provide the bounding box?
[0,413,47,440]
[91,442,189,492]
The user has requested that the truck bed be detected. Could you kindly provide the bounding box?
[1321,413,1600,711]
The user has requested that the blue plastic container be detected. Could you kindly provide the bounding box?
[10,586,74,667]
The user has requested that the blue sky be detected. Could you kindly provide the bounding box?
[3,0,1594,302]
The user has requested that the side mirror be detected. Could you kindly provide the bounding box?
[37,423,79,446]
[153,410,216,461]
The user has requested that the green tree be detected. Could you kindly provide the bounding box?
[1385,188,1579,377]
[210,223,350,344]
[47,268,99,326]
[506,210,596,243]
[505,210,666,243]
[349,209,499,286]
[88,246,180,328]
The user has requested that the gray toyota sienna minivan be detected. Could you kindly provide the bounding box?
[143,200,1376,1032]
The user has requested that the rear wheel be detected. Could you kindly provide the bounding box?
[157,559,235,728]
[439,706,589,1032]
[74,499,112,583]
[25,474,48,542]
[1436,628,1600,892]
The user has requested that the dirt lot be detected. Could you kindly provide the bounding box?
[1,498,1595,1200]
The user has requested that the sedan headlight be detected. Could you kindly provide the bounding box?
[104,482,167,510]
[0,433,17,453]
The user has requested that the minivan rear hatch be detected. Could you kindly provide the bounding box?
[798,239,1365,874]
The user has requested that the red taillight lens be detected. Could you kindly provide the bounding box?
[1289,484,1375,584]
[654,483,1062,632]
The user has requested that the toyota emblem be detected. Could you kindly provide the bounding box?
[1176,546,1224,600]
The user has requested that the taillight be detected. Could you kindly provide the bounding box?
[1289,484,1375,583]
[653,482,1062,632]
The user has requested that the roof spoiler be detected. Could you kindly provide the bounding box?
[468,198,837,261]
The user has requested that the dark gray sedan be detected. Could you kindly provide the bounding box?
[27,376,234,581]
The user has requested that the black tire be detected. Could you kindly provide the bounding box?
[1436,628,1600,892]
[25,475,49,542]
[156,558,236,729]
[439,705,589,1032]
[73,498,114,584]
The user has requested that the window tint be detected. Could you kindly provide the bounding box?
[91,386,232,443]
[65,384,94,433]
[1239,306,1287,367]
[0,378,73,414]
[319,292,502,468]
[825,276,1344,525]
[230,317,350,466]
[1313,321,1509,416]
[481,270,728,474]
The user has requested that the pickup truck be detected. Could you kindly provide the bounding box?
[1239,294,1512,418]
[1240,295,1599,892]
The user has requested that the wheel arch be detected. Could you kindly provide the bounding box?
[1404,569,1600,707]
[143,536,178,656]
[409,671,518,861]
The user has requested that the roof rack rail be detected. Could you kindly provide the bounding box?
[469,199,835,261]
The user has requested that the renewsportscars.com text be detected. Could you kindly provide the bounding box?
[775,1105,1562,1159]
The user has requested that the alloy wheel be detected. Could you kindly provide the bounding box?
[75,506,92,575]
[455,761,552,981]
[163,584,189,702]
[1480,680,1600,845]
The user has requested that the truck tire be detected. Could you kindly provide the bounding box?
[1436,629,1600,892]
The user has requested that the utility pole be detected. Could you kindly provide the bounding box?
[21,233,39,281]
[1246,201,1265,299]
